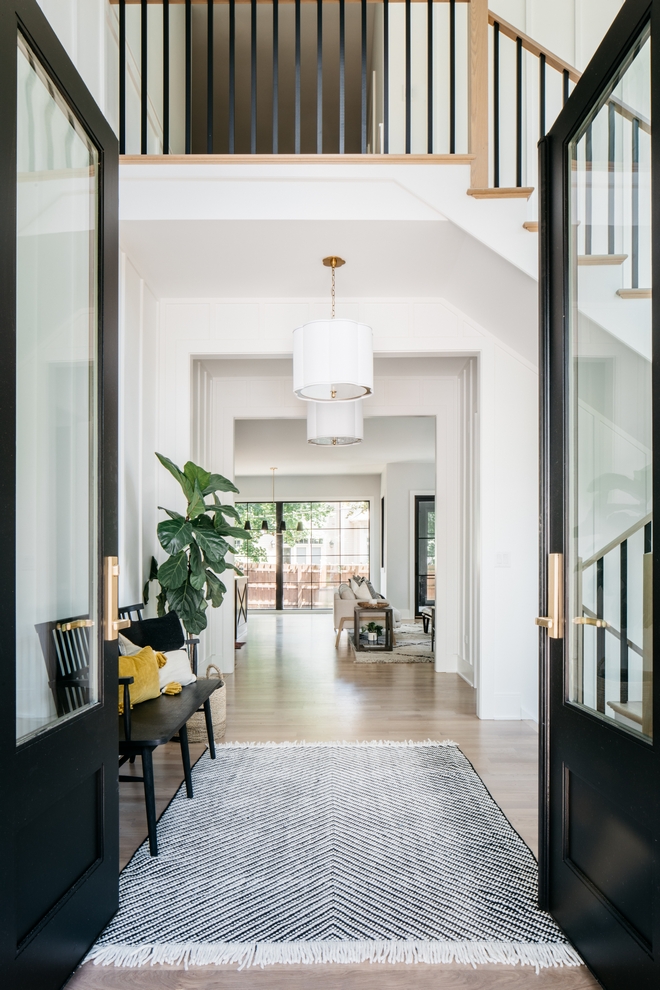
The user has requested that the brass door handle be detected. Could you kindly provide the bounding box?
[573,616,608,628]
[535,553,564,639]
[104,557,131,640]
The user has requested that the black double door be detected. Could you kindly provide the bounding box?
[0,1,119,987]
[540,0,659,986]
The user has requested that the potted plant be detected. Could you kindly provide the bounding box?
[143,453,251,635]
[365,621,383,643]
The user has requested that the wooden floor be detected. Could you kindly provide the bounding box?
[71,612,598,990]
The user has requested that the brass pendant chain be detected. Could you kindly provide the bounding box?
[331,263,336,319]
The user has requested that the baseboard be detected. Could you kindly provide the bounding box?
[520,707,538,724]
[456,655,474,686]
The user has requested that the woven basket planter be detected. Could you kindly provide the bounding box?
[187,664,226,742]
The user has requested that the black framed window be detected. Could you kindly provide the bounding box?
[236,501,369,609]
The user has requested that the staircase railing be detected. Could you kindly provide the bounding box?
[574,514,652,737]
[111,0,581,188]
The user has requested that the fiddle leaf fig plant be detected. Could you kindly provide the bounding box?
[143,453,250,636]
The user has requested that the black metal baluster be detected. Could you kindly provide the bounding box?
[516,36,522,187]
[317,0,322,153]
[207,0,214,154]
[493,21,500,187]
[273,0,279,153]
[251,0,257,154]
[141,0,148,154]
[339,0,345,154]
[185,0,192,153]
[229,0,235,154]
[449,0,455,153]
[608,102,615,255]
[295,0,301,154]
[361,0,367,154]
[427,0,433,153]
[585,123,592,255]
[384,0,389,154]
[632,117,639,287]
[596,556,605,714]
[539,52,545,139]
[563,68,569,105]
[620,540,628,704]
[405,0,411,154]
[163,0,169,154]
[119,0,126,154]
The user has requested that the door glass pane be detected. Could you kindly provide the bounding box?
[416,497,435,613]
[567,27,652,740]
[16,36,99,743]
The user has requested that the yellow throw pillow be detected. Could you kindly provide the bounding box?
[118,646,162,713]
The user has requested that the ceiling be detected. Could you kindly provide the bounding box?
[121,217,538,363]
[234,415,436,476]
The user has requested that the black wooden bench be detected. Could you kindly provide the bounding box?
[118,677,223,856]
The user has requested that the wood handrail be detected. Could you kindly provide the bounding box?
[580,512,651,572]
[488,11,581,84]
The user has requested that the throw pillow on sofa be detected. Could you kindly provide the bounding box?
[120,609,185,653]
[118,646,162,713]
[338,583,356,600]
[350,578,372,601]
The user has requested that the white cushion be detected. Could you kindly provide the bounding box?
[158,649,196,690]
[351,578,372,602]
[339,583,356,600]
[118,632,141,656]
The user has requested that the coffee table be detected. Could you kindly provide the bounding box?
[353,605,394,652]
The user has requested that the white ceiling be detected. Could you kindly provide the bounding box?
[234,415,435,476]
[121,217,538,363]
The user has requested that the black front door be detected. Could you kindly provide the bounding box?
[415,496,435,616]
[540,0,659,986]
[0,2,119,987]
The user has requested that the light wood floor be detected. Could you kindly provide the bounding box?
[71,612,598,990]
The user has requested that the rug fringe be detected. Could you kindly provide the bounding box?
[212,739,458,750]
[86,940,582,973]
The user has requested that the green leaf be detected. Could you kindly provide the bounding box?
[205,569,227,608]
[184,460,212,493]
[187,479,207,520]
[156,588,167,618]
[157,551,189,590]
[183,601,208,636]
[203,552,228,574]
[214,518,252,540]
[192,518,232,562]
[149,555,159,581]
[157,517,193,554]
[189,540,206,591]
[206,496,241,523]
[143,579,150,606]
[202,473,239,495]
[158,506,185,522]
[166,580,206,633]
[156,452,193,500]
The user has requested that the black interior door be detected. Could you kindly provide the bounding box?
[415,496,435,616]
[540,1,659,986]
[0,1,119,987]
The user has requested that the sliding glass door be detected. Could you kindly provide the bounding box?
[236,501,370,609]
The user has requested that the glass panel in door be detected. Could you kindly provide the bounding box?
[567,28,652,739]
[15,35,99,742]
[416,496,435,614]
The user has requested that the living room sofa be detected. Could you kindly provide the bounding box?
[333,579,402,647]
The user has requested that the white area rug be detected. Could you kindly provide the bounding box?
[351,622,433,663]
[89,741,580,971]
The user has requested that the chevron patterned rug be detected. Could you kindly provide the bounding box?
[88,741,580,971]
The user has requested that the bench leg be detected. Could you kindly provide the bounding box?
[203,698,216,759]
[335,616,349,648]
[141,748,158,857]
[179,722,194,798]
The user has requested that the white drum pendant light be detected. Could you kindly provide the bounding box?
[307,399,363,446]
[293,257,373,401]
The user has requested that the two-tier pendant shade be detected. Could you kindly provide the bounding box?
[293,319,373,400]
[307,399,363,446]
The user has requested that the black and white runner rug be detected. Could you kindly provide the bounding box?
[89,741,580,971]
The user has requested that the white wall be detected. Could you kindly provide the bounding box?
[118,252,159,610]
[381,462,435,619]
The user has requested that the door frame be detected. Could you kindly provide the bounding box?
[538,0,658,925]
[0,0,119,985]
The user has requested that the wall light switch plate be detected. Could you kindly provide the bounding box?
[495,552,511,568]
